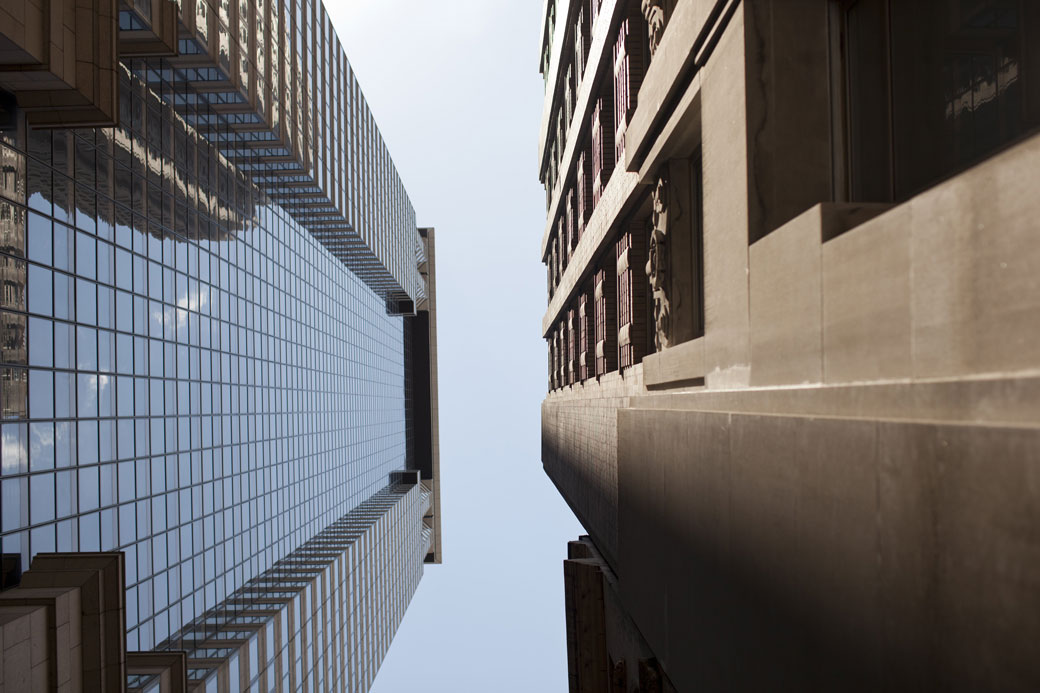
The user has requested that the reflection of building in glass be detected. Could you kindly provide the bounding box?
[0,1,440,691]
[539,1,1040,691]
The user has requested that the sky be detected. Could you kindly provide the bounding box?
[323,1,586,691]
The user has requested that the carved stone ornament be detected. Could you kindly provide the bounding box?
[645,175,678,351]
[641,0,667,58]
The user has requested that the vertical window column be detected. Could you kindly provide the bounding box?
[591,98,615,207]
[566,308,577,386]
[594,263,617,377]
[616,222,649,370]
[576,148,592,239]
[613,14,647,166]
[578,288,593,382]
[566,189,577,256]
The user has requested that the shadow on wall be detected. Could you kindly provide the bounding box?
[616,408,1040,693]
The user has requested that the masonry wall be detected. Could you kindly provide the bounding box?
[538,1,1040,691]
[542,370,644,567]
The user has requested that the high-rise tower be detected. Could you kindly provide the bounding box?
[0,1,440,691]
[538,1,1040,691]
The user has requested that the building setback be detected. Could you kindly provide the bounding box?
[0,0,440,691]
[538,1,1040,691]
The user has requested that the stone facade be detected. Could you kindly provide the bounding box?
[538,1,1040,691]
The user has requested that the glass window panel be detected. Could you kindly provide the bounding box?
[77,326,97,371]
[2,369,27,419]
[30,473,54,524]
[49,427,75,478]
[79,466,99,512]
[54,322,74,370]
[27,161,51,215]
[0,145,25,204]
[100,463,115,507]
[53,472,75,524]
[130,296,145,341]
[98,329,115,373]
[118,418,134,460]
[53,272,72,321]
[149,260,162,299]
[1,310,26,365]
[97,240,113,286]
[134,377,148,417]
[29,369,53,419]
[116,291,132,333]
[27,264,52,316]
[54,373,74,420]
[131,336,146,379]
[100,506,116,550]
[0,257,25,311]
[115,247,131,291]
[117,332,133,375]
[27,213,51,265]
[133,254,147,295]
[76,278,97,326]
[29,421,54,471]
[76,231,96,280]
[118,459,135,503]
[29,523,55,555]
[2,477,26,532]
[1,422,26,474]
[78,420,99,467]
[97,286,114,330]
[56,517,74,550]
[28,317,52,368]
[77,373,98,418]
[149,300,163,339]
[79,512,100,551]
[98,375,115,418]
[53,224,72,273]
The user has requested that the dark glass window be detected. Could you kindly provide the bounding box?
[843,0,1040,201]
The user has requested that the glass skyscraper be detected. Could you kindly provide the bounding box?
[0,1,439,691]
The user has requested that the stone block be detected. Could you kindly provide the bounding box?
[876,421,1040,691]
[910,134,1040,379]
[642,336,705,388]
[793,416,882,682]
[823,204,912,383]
[750,205,823,386]
[700,7,750,388]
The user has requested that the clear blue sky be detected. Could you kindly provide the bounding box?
[325,2,585,691]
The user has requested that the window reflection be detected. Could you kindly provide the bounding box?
[844,0,1040,200]
[0,202,25,258]
[0,310,26,365]
[0,62,411,651]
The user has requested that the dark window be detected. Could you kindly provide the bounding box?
[841,0,1040,201]
[594,265,617,377]
[613,15,646,165]
[616,225,649,370]
[591,98,615,206]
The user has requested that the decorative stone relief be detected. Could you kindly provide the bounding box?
[641,0,668,58]
[646,176,679,351]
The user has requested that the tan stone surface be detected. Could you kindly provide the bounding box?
[909,135,1040,380]
[699,6,750,388]
[617,406,1040,692]
[642,335,705,388]
[749,205,823,386]
[823,204,913,383]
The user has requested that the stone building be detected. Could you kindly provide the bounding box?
[0,1,440,691]
[538,0,1040,690]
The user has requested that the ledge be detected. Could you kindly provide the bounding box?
[643,337,706,389]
